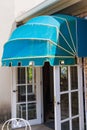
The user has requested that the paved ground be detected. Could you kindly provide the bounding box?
[0,124,53,130]
[32,125,53,130]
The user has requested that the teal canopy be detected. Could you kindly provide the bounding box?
[2,14,87,66]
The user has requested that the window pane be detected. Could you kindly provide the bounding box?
[16,67,37,121]
[17,104,26,119]
[28,103,36,120]
[27,94,36,102]
[72,118,79,130]
[71,92,79,116]
[27,85,36,101]
[17,86,26,102]
[61,121,70,130]
[17,67,26,84]
[34,68,36,83]
[61,94,69,120]
[27,67,33,84]
[70,66,78,90]
[27,85,32,93]
[60,67,68,92]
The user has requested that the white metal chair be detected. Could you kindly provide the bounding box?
[1,118,31,130]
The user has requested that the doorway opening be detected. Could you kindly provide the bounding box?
[43,62,54,129]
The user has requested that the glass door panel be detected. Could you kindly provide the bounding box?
[27,85,36,101]
[16,67,41,125]
[70,66,78,90]
[61,94,69,120]
[59,66,80,130]
[72,117,79,130]
[71,92,79,116]
[60,66,68,92]
[17,85,26,102]
[17,103,26,119]
[17,67,26,84]
[28,103,36,120]
[61,121,70,130]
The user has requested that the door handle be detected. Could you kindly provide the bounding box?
[57,102,61,105]
[13,90,18,92]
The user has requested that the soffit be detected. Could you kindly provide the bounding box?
[16,0,81,24]
[59,0,87,17]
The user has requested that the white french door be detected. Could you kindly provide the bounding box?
[54,65,84,130]
[12,67,42,125]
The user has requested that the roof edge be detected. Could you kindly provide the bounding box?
[16,0,82,23]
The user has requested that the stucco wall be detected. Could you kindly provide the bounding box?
[0,0,15,123]
[0,0,15,64]
[14,0,45,17]
[0,68,12,123]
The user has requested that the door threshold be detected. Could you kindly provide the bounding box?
[32,124,53,130]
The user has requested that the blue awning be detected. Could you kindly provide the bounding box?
[2,14,87,66]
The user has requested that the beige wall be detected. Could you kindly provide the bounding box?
[0,68,12,123]
[14,0,45,17]
[0,0,15,65]
[0,0,15,123]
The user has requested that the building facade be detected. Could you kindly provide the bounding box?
[0,0,87,130]
[0,0,15,123]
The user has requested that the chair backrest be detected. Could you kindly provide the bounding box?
[1,118,31,130]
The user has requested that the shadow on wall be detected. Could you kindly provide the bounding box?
[0,104,11,123]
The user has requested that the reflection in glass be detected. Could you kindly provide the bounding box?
[60,67,68,92]
[27,94,36,102]
[61,121,70,130]
[61,94,69,120]
[28,103,36,120]
[27,67,33,84]
[17,104,26,119]
[27,85,33,93]
[71,92,79,116]
[70,67,78,90]
[27,85,36,101]
[16,67,37,121]
[17,67,25,84]
[17,86,26,102]
[72,118,79,130]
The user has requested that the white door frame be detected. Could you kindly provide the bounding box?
[78,64,84,130]
[53,65,84,130]
[11,67,42,125]
[54,66,61,130]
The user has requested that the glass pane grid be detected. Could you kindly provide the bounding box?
[60,89,79,95]
[71,92,79,117]
[60,66,68,92]
[16,67,37,121]
[70,66,78,90]
[16,103,26,119]
[61,121,70,130]
[16,83,37,86]
[17,67,26,84]
[61,117,79,122]
[16,100,37,104]
[28,103,37,120]
[72,117,79,130]
[61,116,80,130]
[61,94,69,120]
[60,66,80,130]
